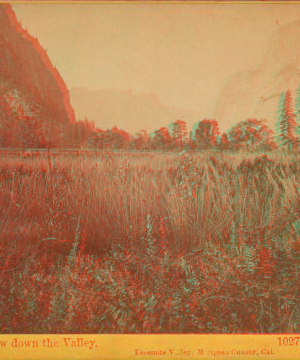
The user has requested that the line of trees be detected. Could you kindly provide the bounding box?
[1,82,300,152]
[78,86,300,152]
[85,118,277,152]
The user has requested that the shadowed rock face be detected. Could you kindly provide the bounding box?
[212,21,300,133]
[0,5,75,130]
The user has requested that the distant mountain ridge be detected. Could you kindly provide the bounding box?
[212,20,300,133]
[70,87,201,135]
[0,5,75,146]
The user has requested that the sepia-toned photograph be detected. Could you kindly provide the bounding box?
[1,3,300,356]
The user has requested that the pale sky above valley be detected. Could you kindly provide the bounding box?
[12,4,300,118]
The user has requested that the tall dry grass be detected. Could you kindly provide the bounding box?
[1,150,300,333]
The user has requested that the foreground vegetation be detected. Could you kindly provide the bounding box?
[1,150,300,333]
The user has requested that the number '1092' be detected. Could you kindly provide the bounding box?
[278,337,299,345]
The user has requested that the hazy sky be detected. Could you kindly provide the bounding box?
[12,3,300,116]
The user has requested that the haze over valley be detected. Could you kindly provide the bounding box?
[11,3,300,134]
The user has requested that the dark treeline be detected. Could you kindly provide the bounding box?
[1,87,300,152]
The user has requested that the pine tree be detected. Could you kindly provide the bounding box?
[275,90,298,150]
[294,84,300,138]
[275,92,285,147]
[171,120,187,151]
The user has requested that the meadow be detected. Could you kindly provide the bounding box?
[1,149,300,333]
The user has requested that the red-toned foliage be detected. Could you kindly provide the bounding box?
[171,120,187,150]
[195,119,220,149]
[227,118,277,150]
